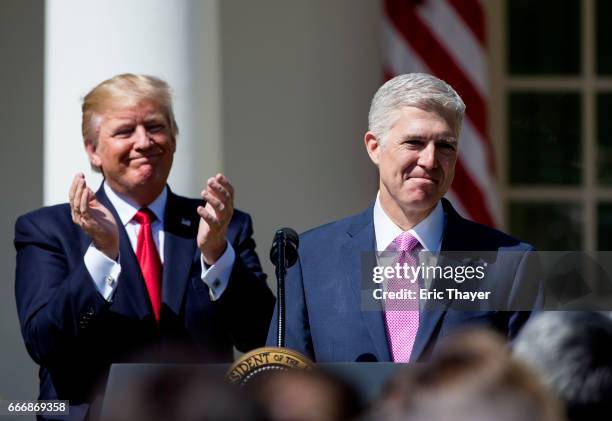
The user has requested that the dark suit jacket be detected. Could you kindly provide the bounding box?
[15,186,274,419]
[267,198,540,363]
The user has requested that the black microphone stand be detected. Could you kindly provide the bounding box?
[275,230,287,348]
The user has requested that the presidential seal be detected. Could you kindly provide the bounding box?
[226,347,313,386]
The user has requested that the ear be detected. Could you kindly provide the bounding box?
[364,131,381,166]
[85,140,102,169]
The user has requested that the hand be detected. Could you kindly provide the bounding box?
[197,173,234,265]
[69,173,119,260]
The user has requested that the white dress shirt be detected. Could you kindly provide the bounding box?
[84,183,235,302]
[373,193,446,297]
[373,193,445,253]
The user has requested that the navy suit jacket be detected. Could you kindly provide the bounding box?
[267,198,540,363]
[15,187,274,418]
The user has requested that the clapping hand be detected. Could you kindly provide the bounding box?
[197,173,234,265]
[69,173,119,260]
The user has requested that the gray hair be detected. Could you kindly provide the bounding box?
[369,329,564,421]
[368,73,466,144]
[513,312,612,418]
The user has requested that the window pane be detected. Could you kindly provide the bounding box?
[596,0,612,74]
[508,0,580,75]
[509,93,581,185]
[598,203,612,250]
[597,94,612,184]
[510,202,582,250]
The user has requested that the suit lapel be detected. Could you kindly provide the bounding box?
[410,253,458,361]
[96,187,152,321]
[410,198,470,361]
[161,191,198,318]
[343,205,391,362]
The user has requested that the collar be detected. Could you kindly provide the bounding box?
[103,182,167,226]
[373,193,444,252]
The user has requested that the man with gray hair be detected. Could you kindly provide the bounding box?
[267,73,538,363]
[513,311,612,420]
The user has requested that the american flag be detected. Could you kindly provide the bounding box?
[383,0,499,227]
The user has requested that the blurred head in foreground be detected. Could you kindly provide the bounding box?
[369,329,565,421]
[101,365,267,421]
[246,368,363,421]
[513,311,612,421]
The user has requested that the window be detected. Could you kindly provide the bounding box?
[490,0,612,251]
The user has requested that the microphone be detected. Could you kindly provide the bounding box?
[270,228,299,268]
[270,228,299,348]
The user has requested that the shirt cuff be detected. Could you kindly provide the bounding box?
[201,240,236,301]
[84,243,121,302]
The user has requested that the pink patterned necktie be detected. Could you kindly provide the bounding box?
[383,232,421,362]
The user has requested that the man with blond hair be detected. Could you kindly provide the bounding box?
[15,74,274,420]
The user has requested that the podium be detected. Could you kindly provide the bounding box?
[101,362,403,417]
[316,362,402,400]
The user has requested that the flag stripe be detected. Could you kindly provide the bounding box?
[446,0,486,45]
[459,119,500,223]
[416,0,487,98]
[383,18,430,74]
[383,0,488,141]
[453,160,495,227]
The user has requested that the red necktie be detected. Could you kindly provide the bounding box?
[133,209,162,322]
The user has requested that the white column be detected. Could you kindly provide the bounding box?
[44,0,221,205]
